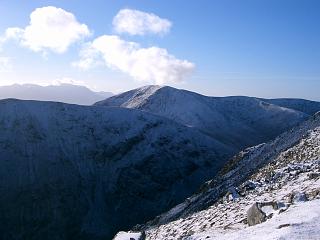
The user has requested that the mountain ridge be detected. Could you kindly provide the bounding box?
[0,83,113,105]
[95,85,311,152]
[0,99,233,240]
[123,111,320,240]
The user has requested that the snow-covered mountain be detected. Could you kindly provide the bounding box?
[95,85,308,152]
[0,99,233,240]
[0,83,113,105]
[1,85,319,240]
[122,112,320,239]
[262,98,320,115]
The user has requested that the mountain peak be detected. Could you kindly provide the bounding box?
[95,85,167,108]
[95,86,309,151]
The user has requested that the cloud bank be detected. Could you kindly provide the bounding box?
[5,6,90,54]
[74,35,194,84]
[113,9,172,36]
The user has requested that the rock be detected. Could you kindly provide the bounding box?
[277,202,290,214]
[291,192,308,203]
[277,223,291,229]
[247,201,280,226]
[260,201,279,210]
[308,172,320,179]
[279,208,287,214]
[140,231,146,240]
[198,180,215,193]
[247,203,267,226]
[308,189,320,200]
[242,180,258,191]
[225,186,240,201]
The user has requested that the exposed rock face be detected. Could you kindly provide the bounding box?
[0,99,232,240]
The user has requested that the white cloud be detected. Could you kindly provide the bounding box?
[113,9,172,36]
[72,42,104,70]
[5,6,90,54]
[74,35,194,84]
[0,37,5,50]
[0,57,12,72]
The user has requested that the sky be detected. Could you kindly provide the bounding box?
[0,0,319,100]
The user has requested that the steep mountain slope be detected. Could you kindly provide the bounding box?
[125,112,320,239]
[0,99,232,240]
[0,83,113,105]
[95,85,308,151]
[262,98,320,115]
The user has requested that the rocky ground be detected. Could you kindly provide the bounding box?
[114,125,320,240]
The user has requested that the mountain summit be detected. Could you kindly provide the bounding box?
[95,85,309,151]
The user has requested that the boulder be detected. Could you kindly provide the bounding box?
[247,203,267,226]
[247,201,279,226]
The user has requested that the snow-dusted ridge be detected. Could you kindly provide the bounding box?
[125,112,320,239]
[0,99,232,240]
[96,85,311,152]
[262,98,320,115]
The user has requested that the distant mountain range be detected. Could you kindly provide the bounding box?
[0,84,113,105]
[95,85,317,152]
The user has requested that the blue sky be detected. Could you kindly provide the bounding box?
[0,0,319,100]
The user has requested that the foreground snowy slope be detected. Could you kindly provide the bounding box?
[190,199,320,240]
[0,99,232,240]
[95,85,308,151]
[120,112,320,239]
